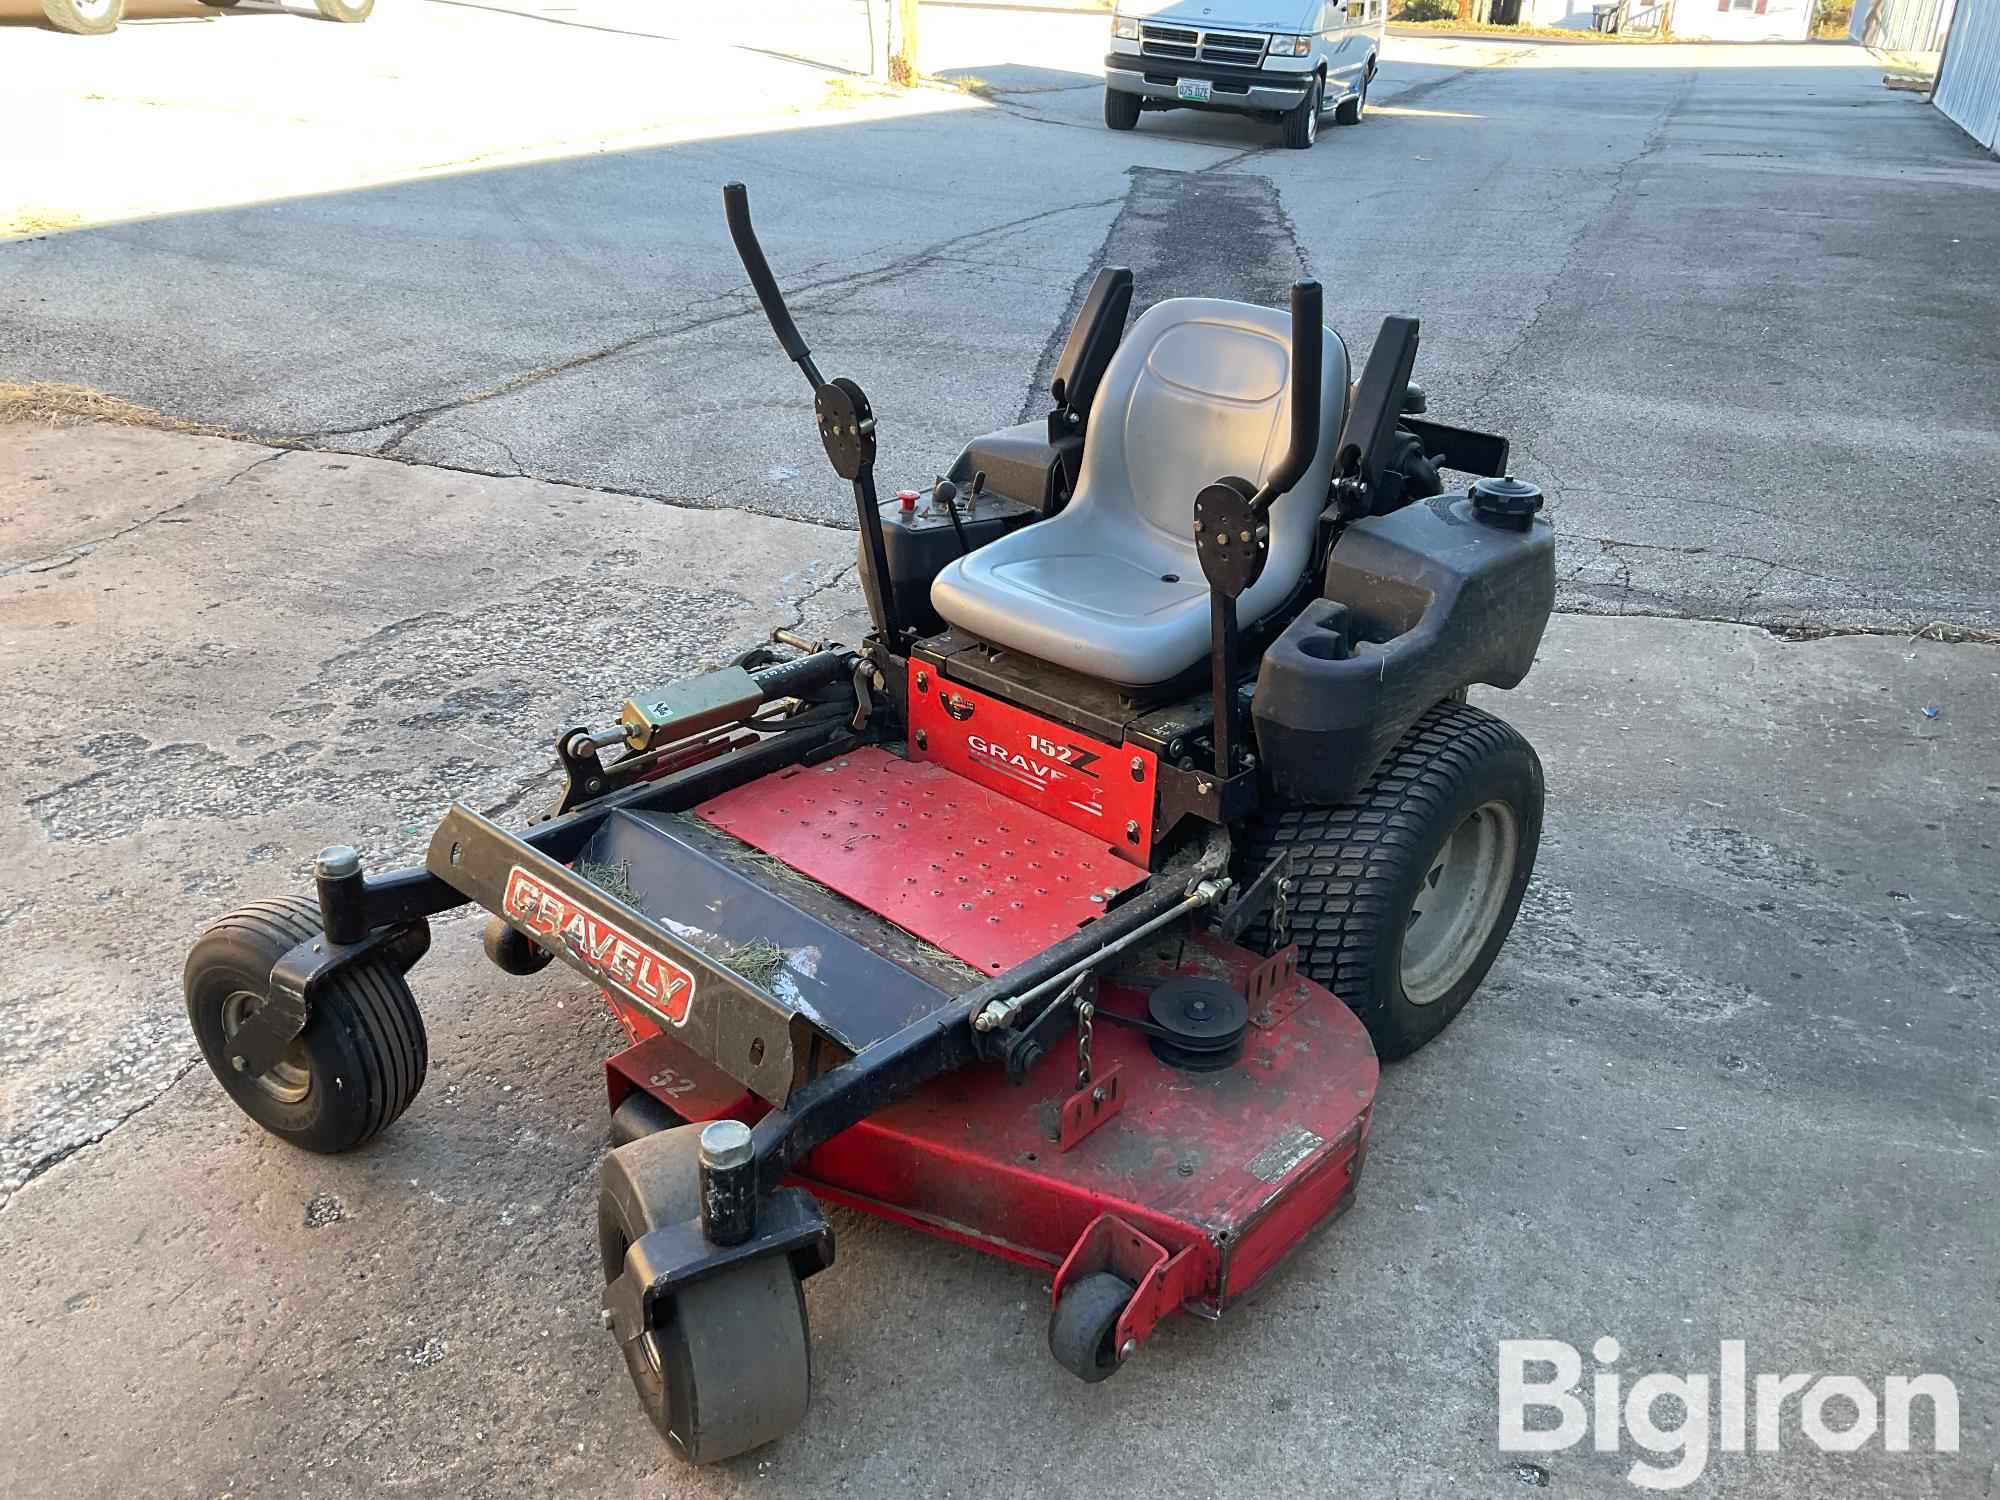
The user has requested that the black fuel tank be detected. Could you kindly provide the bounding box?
[1252,489,1555,805]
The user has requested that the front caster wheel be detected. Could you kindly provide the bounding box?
[1048,1272,1136,1383]
[185,897,427,1152]
[599,1128,813,1463]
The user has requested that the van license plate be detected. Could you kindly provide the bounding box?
[1176,78,1212,101]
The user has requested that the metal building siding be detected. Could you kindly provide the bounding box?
[1851,0,1956,55]
[1936,0,2000,148]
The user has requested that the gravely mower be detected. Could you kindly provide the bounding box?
[184,185,1555,1461]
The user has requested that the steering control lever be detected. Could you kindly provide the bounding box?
[1190,278,1324,777]
[722,183,905,644]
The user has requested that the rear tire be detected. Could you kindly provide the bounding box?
[1104,87,1142,131]
[40,0,124,33]
[1282,74,1322,149]
[599,1127,813,1463]
[184,897,428,1152]
[313,0,373,19]
[1246,701,1543,1060]
[1334,59,1372,125]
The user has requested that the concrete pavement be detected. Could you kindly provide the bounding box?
[1,419,1995,1498]
[3,9,1996,630]
[2,3,1998,1495]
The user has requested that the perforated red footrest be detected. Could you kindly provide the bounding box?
[695,746,1146,975]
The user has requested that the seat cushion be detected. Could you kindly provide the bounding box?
[931,505,1211,685]
[931,296,1349,686]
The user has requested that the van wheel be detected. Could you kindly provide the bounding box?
[1335,61,1372,125]
[1104,88,1141,131]
[40,0,123,33]
[1282,75,1322,149]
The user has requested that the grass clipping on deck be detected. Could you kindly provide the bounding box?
[721,937,788,989]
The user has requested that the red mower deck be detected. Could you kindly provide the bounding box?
[605,934,1378,1324]
[696,745,1146,975]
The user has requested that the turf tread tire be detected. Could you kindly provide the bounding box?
[1246,701,1542,1060]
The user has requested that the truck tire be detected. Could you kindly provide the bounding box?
[1245,701,1543,1059]
[1282,74,1322,150]
[314,0,373,18]
[1105,88,1142,131]
[1335,59,1373,124]
[41,0,124,33]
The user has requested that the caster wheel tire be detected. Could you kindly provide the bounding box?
[314,0,373,19]
[185,897,427,1152]
[1049,1272,1135,1383]
[1282,74,1321,149]
[41,0,124,33]
[1104,88,1141,131]
[482,915,554,975]
[600,1127,813,1463]
[1246,700,1543,1060]
[1335,62,1372,125]
[608,1089,680,1146]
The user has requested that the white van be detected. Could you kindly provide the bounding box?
[1104,0,1386,148]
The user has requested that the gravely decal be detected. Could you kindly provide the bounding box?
[502,866,695,1025]
[964,731,1104,812]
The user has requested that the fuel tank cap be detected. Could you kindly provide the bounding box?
[1470,475,1545,530]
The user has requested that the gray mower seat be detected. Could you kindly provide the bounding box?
[930,296,1349,687]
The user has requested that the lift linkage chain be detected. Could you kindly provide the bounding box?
[1073,977,1096,1092]
[1270,867,1294,950]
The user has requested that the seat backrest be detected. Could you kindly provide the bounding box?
[1074,297,1350,575]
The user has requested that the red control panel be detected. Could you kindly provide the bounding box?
[907,662,1157,866]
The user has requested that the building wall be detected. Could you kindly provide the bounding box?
[1851,0,1956,59]
[1674,0,1814,38]
[1934,0,2000,146]
[1521,0,1601,28]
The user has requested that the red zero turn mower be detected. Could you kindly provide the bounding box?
[184,185,1556,1462]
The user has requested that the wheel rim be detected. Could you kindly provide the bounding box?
[1400,800,1518,1006]
[1307,80,1320,141]
[220,989,313,1104]
[73,0,117,16]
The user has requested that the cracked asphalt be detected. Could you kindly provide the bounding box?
[3,9,1998,629]
[2,5,1998,1498]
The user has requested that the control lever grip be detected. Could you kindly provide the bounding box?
[723,182,819,385]
[1251,278,1324,512]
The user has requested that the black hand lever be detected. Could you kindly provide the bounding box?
[1249,278,1324,514]
[723,182,823,389]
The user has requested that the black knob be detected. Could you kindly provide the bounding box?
[1470,475,1544,531]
